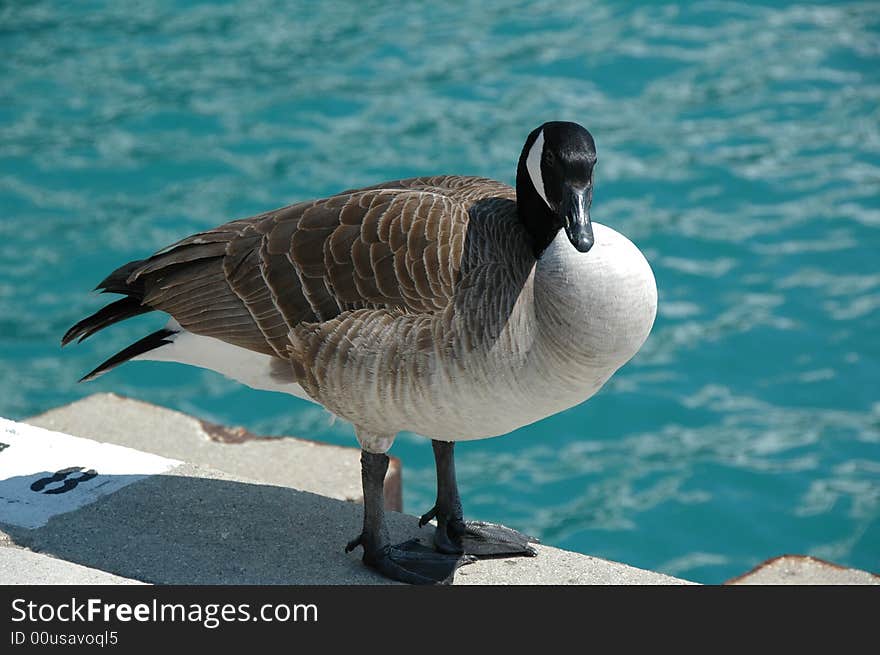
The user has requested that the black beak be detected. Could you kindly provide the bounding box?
[561,185,594,253]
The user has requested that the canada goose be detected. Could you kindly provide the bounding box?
[64,121,657,584]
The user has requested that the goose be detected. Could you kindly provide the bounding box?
[64,121,658,584]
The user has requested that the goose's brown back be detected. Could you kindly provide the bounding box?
[114,175,515,359]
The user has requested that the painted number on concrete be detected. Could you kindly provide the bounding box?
[31,467,99,494]
[0,418,180,529]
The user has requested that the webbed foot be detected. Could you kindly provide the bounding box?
[346,534,475,585]
[419,507,539,557]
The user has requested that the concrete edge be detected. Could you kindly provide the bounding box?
[26,393,403,512]
[725,554,880,585]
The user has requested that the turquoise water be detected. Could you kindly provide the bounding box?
[1,1,878,583]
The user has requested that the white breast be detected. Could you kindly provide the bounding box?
[534,222,658,372]
[443,222,656,441]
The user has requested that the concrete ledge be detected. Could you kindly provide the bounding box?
[1,415,691,584]
[726,555,879,585]
[27,393,402,512]
[0,548,144,585]
[5,401,877,585]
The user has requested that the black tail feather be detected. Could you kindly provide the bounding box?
[62,296,153,346]
[66,257,167,381]
[79,329,177,382]
[95,259,147,295]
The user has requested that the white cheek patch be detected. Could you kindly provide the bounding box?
[526,129,550,208]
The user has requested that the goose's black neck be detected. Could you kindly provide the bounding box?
[516,129,562,259]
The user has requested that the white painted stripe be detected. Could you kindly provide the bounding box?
[0,418,181,529]
[526,129,550,208]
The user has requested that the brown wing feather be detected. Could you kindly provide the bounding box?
[125,176,513,357]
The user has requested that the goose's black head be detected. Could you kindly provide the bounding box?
[516,121,597,258]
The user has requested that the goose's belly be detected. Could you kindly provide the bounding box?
[396,357,620,441]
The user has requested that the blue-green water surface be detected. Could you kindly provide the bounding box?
[1,1,878,583]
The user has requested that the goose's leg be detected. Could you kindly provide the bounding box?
[419,439,539,557]
[345,448,474,585]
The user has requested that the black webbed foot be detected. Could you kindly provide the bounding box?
[419,507,539,558]
[418,505,465,554]
[458,520,539,558]
[421,439,540,558]
[346,534,475,585]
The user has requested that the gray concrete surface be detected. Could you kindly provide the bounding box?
[27,393,402,512]
[1,415,692,584]
[726,555,879,585]
[0,547,144,585]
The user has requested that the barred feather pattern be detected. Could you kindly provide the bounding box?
[127,176,511,358]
